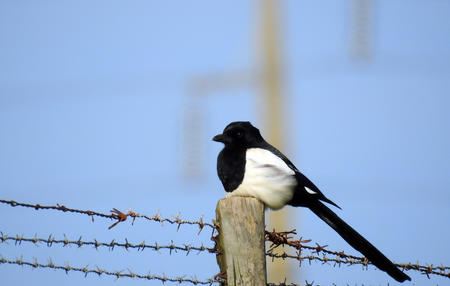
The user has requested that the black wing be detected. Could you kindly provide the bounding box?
[258,142,340,209]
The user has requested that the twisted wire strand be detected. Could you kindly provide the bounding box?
[0,199,214,232]
[0,255,221,285]
[0,232,214,255]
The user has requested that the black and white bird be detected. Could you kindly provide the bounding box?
[213,121,410,283]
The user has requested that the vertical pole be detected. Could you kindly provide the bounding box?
[261,0,283,148]
[260,0,293,282]
[215,197,267,286]
[350,0,373,61]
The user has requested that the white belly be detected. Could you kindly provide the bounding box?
[227,148,297,210]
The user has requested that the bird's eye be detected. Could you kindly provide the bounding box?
[235,131,243,138]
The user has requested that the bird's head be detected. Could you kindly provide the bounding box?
[212,121,263,148]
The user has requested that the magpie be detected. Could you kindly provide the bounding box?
[213,121,410,283]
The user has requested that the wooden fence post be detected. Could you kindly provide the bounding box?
[215,197,267,285]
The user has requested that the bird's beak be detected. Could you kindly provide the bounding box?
[212,134,226,143]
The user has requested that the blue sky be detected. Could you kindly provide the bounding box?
[1,1,449,285]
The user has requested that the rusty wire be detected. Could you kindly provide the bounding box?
[0,232,215,255]
[265,229,450,279]
[0,255,221,285]
[0,199,214,233]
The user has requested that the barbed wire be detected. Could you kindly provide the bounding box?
[0,254,348,286]
[0,255,379,286]
[2,198,449,280]
[265,229,450,279]
[4,231,447,279]
[0,199,214,233]
[267,251,450,279]
[0,255,221,285]
[0,232,215,255]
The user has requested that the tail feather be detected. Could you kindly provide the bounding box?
[308,200,411,282]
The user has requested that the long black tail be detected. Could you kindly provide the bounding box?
[308,200,411,282]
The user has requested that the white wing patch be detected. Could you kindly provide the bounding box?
[305,186,317,195]
[227,148,297,210]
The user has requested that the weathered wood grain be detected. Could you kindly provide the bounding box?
[215,197,267,286]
